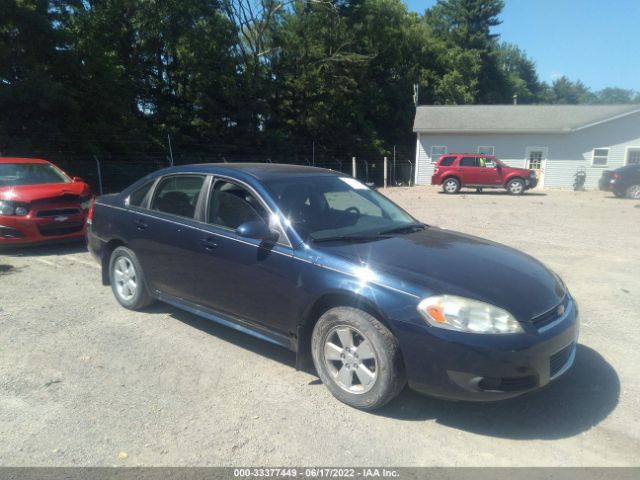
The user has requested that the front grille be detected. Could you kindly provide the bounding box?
[530,295,570,329]
[479,375,538,392]
[36,207,82,218]
[550,343,574,378]
[37,223,84,237]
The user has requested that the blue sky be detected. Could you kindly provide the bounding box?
[404,0,640,92]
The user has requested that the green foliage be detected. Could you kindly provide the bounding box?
[0,0,637,162]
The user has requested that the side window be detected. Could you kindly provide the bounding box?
[150,175,205,219]
[208,180,269,230]
[460,157,478,167]
[128,181,154,207]
[439,156,456,166]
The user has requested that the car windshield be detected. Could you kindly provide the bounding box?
[264,175,420,242]
[0,163,71,187]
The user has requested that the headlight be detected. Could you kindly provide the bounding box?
[0,200,15,216]
[417,295,523,334]
[0,200,29,216]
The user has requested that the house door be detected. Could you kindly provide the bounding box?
[526,147,547,188]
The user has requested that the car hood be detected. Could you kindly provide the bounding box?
[0,182,90,203]
[315,227,565,322]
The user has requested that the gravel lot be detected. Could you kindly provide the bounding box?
[1,187,639,467]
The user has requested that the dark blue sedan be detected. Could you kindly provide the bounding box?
[87,163,579,410]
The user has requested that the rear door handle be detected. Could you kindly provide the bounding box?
[135,219,148,231]
[200,238,219,251]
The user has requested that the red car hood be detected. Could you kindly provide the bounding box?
[0,182,91,203]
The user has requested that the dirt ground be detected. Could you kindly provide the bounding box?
[0,186,639,467]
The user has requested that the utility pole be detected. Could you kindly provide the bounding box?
[167,134,175,166]
[312,141,315,166]
[383,157,388,189]
[93,156,103,195]
[393,145,396,186]
[352,157,356,178]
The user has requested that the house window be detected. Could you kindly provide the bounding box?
[478,146,495,156]
[627,147,640,165]
[431,146,447,163]
[592,148,609,166]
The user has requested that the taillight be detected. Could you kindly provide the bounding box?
[87,197,95,224]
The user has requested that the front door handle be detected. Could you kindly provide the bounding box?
[135,219,148,231]
[200,238,219,251]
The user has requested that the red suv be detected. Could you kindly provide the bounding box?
[431,154,538,195]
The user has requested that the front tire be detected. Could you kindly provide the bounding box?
[109,246,154,310]
[442,177,460,194]
[507,178,525,195]
[311,307,405,410]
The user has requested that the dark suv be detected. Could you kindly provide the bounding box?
[431,154,538,195]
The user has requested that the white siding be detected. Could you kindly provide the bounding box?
[415,111,640,189]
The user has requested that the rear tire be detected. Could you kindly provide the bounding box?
[507,178,525,195]
[311,307,405,410]
[109,246,154,310]
[626,184,640,199]
[442,177,460,194]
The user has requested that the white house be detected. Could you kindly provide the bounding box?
[413,105,640,189]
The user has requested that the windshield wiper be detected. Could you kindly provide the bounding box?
[310,234,391,243]
[378,223,427,235]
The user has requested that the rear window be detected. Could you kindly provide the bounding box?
[150,175,206,219]
[439,156,456,166]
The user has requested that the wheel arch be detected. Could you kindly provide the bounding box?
[443,174,461,185]
[294,291,392,371]
[101,238,127,285]
[506,175,525,185]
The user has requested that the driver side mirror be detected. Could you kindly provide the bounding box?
[236,220,278,242]
[72,176,85,183]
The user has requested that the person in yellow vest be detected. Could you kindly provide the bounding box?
[476,157,486,193]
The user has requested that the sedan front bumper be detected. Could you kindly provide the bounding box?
[396,296,579,401]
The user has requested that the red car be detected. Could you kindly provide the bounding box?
[0,157,92,245]
[431,154,538,194]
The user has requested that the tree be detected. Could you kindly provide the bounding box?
[497,42,542,104]
[427,0,507,103]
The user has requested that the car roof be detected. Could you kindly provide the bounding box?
[161,162,344,181]
[0,157,52,164]
[446,153,496,157]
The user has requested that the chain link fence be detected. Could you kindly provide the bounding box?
[14,150,416,194]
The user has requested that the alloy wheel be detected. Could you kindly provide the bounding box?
[509,180,524,194]
[444,179,458,193]
[628,185,640,199]
[323,325,378,394]
[113,257,137,301]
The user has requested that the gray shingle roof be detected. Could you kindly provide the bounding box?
[413,104,640,133]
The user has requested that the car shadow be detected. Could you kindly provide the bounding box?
[141,305,618,440]
[0,239,87,257]
[438,191,548,197]
[144,303,297,368]
[374,344,618,440]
